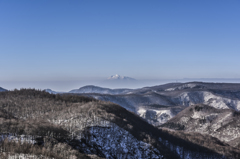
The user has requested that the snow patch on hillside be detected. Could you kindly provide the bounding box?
[0,134,36,144]
[174,91,240,111]
[7,154,51,159]
[86,124,163,159]
[50,112,163,158]
[137,108,174,126]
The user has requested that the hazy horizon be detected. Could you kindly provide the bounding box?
[2,77,240,92]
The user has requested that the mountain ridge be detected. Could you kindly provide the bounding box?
[69,85,133,95]
[0,87,7,92]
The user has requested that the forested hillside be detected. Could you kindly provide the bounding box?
[0,89,238,158]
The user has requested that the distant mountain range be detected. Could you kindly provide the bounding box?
[69,85,132,95]
[66,82,240,127]
[4,82,240,127]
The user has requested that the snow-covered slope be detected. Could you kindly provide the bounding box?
[107,74,136,81]
[138,108,175,126]
[83,90,240,126]
[99,74,138,88]
[162,104,240,148]
[78,82,240,126]
[172,91,240,111]
[45,82,240,126]
[84,124,163,159]
[46,101,171,158]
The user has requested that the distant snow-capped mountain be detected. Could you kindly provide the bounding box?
[107,74,136,81]
[98,74,138,88]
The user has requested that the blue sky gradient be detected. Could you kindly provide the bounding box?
[1,0,240,90]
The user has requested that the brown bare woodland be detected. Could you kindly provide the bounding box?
[0,89,239,158]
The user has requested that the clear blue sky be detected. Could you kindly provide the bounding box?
[0,0,240,90]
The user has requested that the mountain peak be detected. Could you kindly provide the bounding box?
[107,74,136,80]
